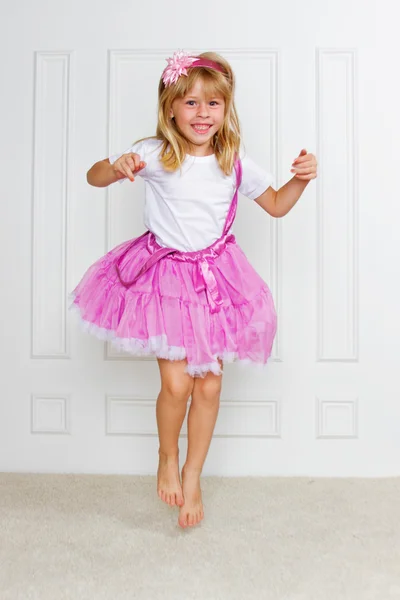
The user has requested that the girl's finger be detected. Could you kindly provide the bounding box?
[122,165,135,181]
[295,173,315,180]
[134,161,146,172]
[132,154,143,171]
[127,155,143,173]
[125,156,136,171]
[293,155,316,165]
[292,160,313,168]
[113,162,130,181]
[291,166,313,173]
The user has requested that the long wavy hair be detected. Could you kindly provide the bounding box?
[133,51,241,176]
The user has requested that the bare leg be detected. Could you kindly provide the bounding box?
[178,360,223,528]
[156,358,194,507]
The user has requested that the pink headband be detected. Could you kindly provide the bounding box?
[162,50,226,87]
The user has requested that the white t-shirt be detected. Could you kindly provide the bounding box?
[108,137,274,252]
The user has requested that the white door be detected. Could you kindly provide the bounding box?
[1,0,399,476]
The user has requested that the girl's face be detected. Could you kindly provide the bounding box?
[170,79,225,156]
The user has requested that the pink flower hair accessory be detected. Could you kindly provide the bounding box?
[162,49,226,87]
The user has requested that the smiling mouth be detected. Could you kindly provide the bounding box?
[191,124,212,134]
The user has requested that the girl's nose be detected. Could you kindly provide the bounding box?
[197,103,209,116]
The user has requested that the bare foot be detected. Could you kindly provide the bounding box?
[157,450,184,507]
[178,465,204,528]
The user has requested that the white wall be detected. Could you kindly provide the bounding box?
[1,0,399,476]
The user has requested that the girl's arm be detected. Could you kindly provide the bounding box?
[255,149,317,217]
[277,177,310,217]
[87,153,147,188]
[256,176,309,218]
[86,159,123,188]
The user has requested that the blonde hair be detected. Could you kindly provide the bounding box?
[133,52,241,176]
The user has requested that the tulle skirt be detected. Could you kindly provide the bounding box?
[68,231,277,377]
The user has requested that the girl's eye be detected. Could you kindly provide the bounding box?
[186,101,219,106]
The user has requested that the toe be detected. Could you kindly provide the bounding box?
[170,495,176,506]
[179,513,188,528]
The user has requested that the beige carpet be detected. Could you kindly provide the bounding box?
[0,474,399,600]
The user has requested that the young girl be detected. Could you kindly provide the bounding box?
[69,49,317,529]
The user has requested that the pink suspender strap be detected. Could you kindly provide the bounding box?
[115,244,175,288]
[223,155,242,235]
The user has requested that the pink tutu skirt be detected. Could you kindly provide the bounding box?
[69,156,277,377]
[68,232,277,377]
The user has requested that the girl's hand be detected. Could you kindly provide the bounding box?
[113,152,147,182]
[290,149,317,180]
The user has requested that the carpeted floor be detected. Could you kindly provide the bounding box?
[0,474,399,599]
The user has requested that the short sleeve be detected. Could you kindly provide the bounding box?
[108,138,153,184]
[238,146,274,200]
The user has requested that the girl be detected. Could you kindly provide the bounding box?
[69,49,317,529]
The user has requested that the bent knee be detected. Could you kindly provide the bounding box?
[158,359,194,401]
[192,374,222,402]
[162,379,193,402]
